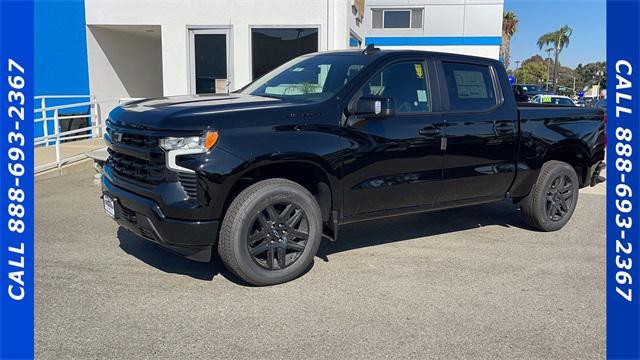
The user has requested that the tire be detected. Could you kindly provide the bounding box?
[217,178,323,286]
[519,160,580,231]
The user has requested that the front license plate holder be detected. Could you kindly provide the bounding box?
[103,194,115,219]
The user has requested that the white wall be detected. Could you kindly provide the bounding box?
[84,0,503,102]
[86,25,163,118]
[364,0,503,59]
[376,44,499,59]
[85,0,362,97]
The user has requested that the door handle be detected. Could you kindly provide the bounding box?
[418,127,441,138]
[494,122,513,135]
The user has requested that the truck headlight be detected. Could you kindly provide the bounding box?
[160,131,219,173]
[159,131,218,151]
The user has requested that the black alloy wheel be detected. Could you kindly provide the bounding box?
[247,203,309,270]
[519,160,580,232]
[545,174,574,221]
[217,178,323,286]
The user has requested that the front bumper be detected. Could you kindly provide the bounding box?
[102,175,219,262]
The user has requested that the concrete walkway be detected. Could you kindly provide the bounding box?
[581,181,606,196]
[35,138,106,177]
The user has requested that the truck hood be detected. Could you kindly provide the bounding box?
[107,93,293,131]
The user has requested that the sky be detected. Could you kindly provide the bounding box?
[504,0,606,70]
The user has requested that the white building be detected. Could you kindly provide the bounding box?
[364,0,502,59]
[84,0,503,108]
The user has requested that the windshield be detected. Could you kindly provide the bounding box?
[521,85,544,94]
[241,54,373,102]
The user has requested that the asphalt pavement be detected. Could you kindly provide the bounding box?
[36,170,605,359]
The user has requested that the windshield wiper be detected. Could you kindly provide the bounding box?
[256,94,286,101]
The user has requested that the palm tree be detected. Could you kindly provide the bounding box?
[537,25,573,93]
[500,12,518,70]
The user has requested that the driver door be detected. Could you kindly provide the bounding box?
[341,59,445,220]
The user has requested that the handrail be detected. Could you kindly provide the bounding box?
[34,101,96,113]
[35,114,91,123]
[34,96,140,173]
[34,95,93,100]
[34,95,112,173]
[35,125,97,142]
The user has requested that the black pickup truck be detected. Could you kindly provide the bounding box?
[101,48,605,285]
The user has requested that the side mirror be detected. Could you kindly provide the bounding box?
[354,97,395,118]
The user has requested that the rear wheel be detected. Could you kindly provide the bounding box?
[217,178,322,285]
[519,160,580,231]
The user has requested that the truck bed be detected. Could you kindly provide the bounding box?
[509,103,606,197]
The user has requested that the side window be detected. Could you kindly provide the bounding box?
[363,61,430,113]
[557,98,574,106]
[442,61,497,111]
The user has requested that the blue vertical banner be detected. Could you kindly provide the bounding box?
[0,0,35,359]
[607,0,640,359]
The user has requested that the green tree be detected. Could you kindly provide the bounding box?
[500,11,518,69]
[575,61,607,91]
[556,65,577,95]
[537,25,573,93]
[514,55,547,85]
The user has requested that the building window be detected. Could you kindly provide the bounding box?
[372,9,423,29]
[251,28,318,80]
[349,32,362,48]
[193,33,228,94]
[189,28,231,94]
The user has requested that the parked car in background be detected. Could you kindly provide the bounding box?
[513,84,546,102]
[594,98,607,109]
[584,97,598,107]
[530,94,577,106]
[575,98,587,107]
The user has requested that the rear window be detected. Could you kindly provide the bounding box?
[442,62,497,112]
[555,98,574,106]
[521,85,544,94]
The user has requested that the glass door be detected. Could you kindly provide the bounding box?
[188,28,231,94]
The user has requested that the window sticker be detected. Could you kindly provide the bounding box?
[542,95,552,103]
[453,70,488,99]
[414,64,424,79]
[417,90,427,103]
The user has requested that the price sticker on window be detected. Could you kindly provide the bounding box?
[414,64,424,79]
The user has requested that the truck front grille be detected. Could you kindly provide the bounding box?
[106,121,158,149]
[106,120,167,185]
[118,132,158,148]
[107,149,165,185]
[106,121,198,196]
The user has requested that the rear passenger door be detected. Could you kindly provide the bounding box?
[436,60,517,204]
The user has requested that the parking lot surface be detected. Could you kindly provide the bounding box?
[36,170,605,359]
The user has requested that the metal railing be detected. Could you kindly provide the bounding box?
[34,95,112,173]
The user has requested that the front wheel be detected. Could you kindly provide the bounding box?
[217,178,323,286]
[519,160,580,231]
